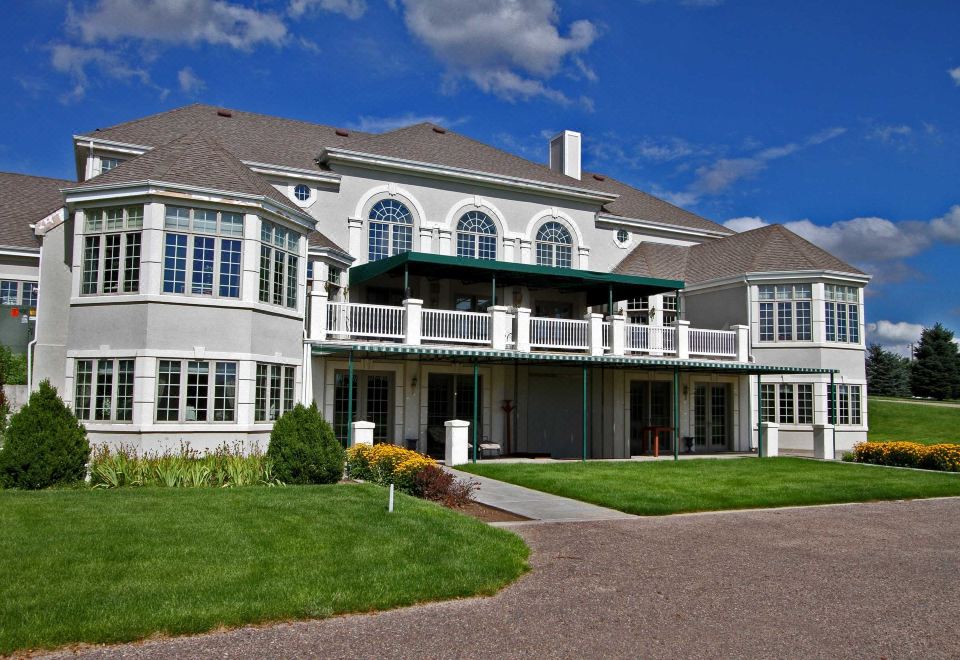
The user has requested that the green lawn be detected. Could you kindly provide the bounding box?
[459,457,960,516]
[0,484,528,655]
[868,397,960,444]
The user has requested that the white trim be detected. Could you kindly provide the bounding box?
[353,184,428,227]
[523,208,585,246]
[72,135,151,156]
[307,246,354,267]
[683,270,871,293]
[34,207,66,238]
[444,197,509,235]
[321,148,618,204]
[245,161,340,185]
[69,294,305,320]
[596,213,732,240]
[66,348,301,363]
[0,247,40,258]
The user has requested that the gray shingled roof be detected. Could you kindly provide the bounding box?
[0,172,72,250]
[77,104,368,172]
[615,224,865,284]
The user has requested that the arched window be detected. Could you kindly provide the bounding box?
[456,211,497,260]
[536,221,573,268]
[368,199,413,261]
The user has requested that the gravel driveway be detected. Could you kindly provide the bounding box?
[49,497,960,659]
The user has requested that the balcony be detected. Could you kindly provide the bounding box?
[313,298,748,361]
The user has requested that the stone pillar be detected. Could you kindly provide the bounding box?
[577,246,590,270]
[438,228,452,255]
[588,312,604,356]
[732,324,750,362]
[502,237,517,262]
[347,218,364,259]
[515,307,531,352]
[403,298,423,345]
[609,314,626,356]
[490,306,510,350]
[760,422,779,457]
[813,424,835,460]
[351,421,375,447]
[419,227,433,253]
[519,239,532,264]
[445,419,470,466]
[675,319,690,360]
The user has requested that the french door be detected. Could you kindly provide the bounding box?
[333,371,393,445]
[426,373,482,458]
[629,381,673,455]
[693,383,730,451]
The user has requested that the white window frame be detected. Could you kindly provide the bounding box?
[758,284,812,342]
[162,205,245,299]
[259,219,301,309]
[760,382,815,425]
[255,362,296,422]
[155,358,238,423]
[80,206,143,296]
[825,284,861,344]
[74,357,135,423]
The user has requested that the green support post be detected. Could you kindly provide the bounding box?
[608,284,614,317]
[492,273,496,307]
[403,263,409,296]
[676,289,683,320]
[673,366,680,461]
[347,350,354,448]
[472,360,479,464]
[582,365,588,462]
[830,371,837,425]
[757,373,763,458]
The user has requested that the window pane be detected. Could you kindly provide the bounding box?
[94,359,113,421]
[456,231,475,258]
[255,363,268,422]
[165,206,190,230]
[22,282,37,307]
[74,360,93,420]
[259,245,272,303]
[759,302,774,342]
[116,360,134,422]
[839,385,850,425]
[796,301,811,341]
[191,236,215,295]
[850,386,862,425]
[193,209,217,233]
[163,234,187,294]
[392,224,412,255]
[186,361,209,421]
[105,208,124,231]
[775,285,792,300]
[758,285,774,300]
[837,304,848,342]
[221,212,244,237]
[369,221,389,261]
[269,365,282,421]
[0,281,18,305]
[214,362,236,422]
[102,234,121,294]
[795,284,812,299]
[536,241,552,266]
[82,237,100,295]
[123,232,141,293]
[125,206,143,230]
[849,304,860,343]
[825,302,836,342]
[778,384,795,424]
[797,384,813,424]
[219,239,241,297]
[286,254,298,308]
[777,302,793,341]
[760,384,776,422]
[283,366,295,414]
[272,250,285,305]
[84,209,102,232]
[156,360,181,421]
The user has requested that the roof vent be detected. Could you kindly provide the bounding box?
[432,126,447,134]
[592,174,606,181]
[216,108,233,118]
[335,128,350,137]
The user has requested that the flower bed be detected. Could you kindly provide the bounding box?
[346,444,476,506]
[851,441,960,472]
[89,444,282,488]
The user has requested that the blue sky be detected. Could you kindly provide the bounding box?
[1,0,958,353]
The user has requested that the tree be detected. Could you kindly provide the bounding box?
[865,344,911,397]
[910,323,960,400]
[0,380,90,489]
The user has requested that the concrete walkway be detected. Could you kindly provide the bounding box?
[448,468,634,522]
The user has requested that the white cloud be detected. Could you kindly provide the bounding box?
[177,66,205,94]
[949,66,960,86]
[398,0,599,103]
[50,43,157,101]
[867,320,924,356]
[68,0,289,50]
[288,0,367,20]
[348,113,468,133]
[870,124,912,144]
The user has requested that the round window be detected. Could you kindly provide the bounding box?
[294,184,311,202]
[616,229,629,244]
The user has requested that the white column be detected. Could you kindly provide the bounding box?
[490,306,510,350]
[403,298,423,345]
[577,246,590,270]
[515,307,531,352]
[502,237,517,262]
[419,227,433,253]
[648,294,663,327]
[438,228,452,255]
[444,419,470,466]
[675,319,690,359]
[760,422,779,457]
[301,344,313,404]
[588,312,604,356]
[309,286,328,341]
[347,218,364,260]
[813,424,835,460]
[732,324,750,362]
[351,421,375,447]
[242,213,261,302]
[519,239,532,264]
[609,314,626,356]
[811,282,826,343]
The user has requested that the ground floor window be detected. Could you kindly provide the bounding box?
[760,382,814,425]
[629,380,673,455]
[255,363,295,422]
[333,370,394,445]
[156,359,237,422]
[74,358,134,422]
[828,384,863,426]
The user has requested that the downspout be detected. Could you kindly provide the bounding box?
[27,216,46,394]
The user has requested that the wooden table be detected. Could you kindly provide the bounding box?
[641,426,674,457]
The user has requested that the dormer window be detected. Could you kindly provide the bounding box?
[100,157,122,173]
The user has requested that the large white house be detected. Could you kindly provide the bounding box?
[1,104,869,459]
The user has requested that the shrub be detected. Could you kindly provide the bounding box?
[0,380,90,489]
[0,346,27,386]
[851,441,960,472]
[346,443,433,491]
[267,404,345,484]
[412,463,478,507]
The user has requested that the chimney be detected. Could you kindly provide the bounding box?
[549,130,581,180]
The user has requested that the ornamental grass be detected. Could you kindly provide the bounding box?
[852,441,960,472]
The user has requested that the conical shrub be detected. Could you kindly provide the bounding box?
[267,403,345,484]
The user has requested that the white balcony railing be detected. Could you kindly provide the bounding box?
[422,309,491,344]
[327,302,405,339]
[601,321,611,351]
[689,328,737,358]
[625,324,677,354]
[530,317,590,350]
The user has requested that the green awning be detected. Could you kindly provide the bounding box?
[310,341,837,375]
[349,252,683,306]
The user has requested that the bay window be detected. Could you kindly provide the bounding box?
[259,220,300,309]
[758,284,811,342]
[162,206,243,298]
[760,382,814,425]
[74,358,134,422]
[828,384,863,425]
[81,206,143,295]
[156,358,237,422]
[825,285,861,343]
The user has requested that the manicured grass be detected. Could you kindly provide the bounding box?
[459,457,960,516]
[868,397,960,444]
[0,484,528,655]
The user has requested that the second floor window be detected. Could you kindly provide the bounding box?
[535,221,573,268]
[81,206,143,295]
[368,199,413,261]
[259,220,300,309]
[759,284,812,342]
[457,211,497,260]
[74,358,134,422]
[825,284,860,343]
[163,206,244,298]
